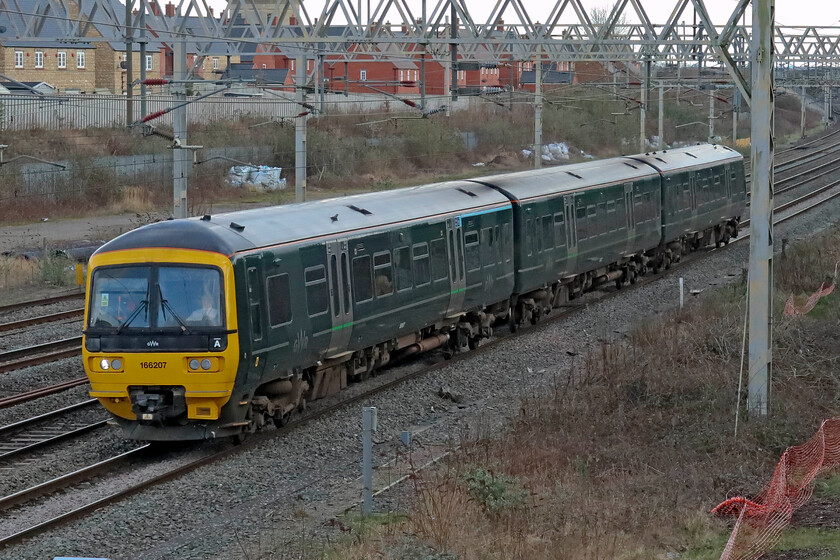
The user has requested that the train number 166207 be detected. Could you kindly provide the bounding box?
[140,361,167,369]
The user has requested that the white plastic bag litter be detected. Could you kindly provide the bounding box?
[227,165,287,191]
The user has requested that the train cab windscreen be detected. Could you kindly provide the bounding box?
[88,265,224,331]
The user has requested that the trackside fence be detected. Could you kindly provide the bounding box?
[0,92,468,131]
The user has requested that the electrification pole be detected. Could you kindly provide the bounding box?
[801,85,807,138]
[139,1,147,118]
[658,82,664,149]
[172,42,188,219]
[125,0,133,125]
[450,5,458,103]
[295,55,307,203]
[534,47,542,170]
[640,59,650,153]
[747,0,775,417]
[709,86,715,141]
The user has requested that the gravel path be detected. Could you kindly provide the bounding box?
[3,171,840,560]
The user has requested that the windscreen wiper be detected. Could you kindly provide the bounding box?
[115,300,149,334]
[158,285,192,334]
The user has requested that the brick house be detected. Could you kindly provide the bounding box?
[0,0,96,92]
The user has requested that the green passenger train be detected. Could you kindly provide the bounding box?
[82,143,745,441]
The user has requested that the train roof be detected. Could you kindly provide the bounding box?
[627,143,743,173]
[467,155,659,201]
[94,180,511,257]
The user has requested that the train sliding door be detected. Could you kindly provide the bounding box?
[325,240,353,355]
[445,217,466,317]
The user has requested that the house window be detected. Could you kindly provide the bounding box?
[77,51,85,69]
[262,64,266,69]
[360,69,367,81]
[399,69,404,81]
[145,55,153,71]
[14,51,23,68]
[290,59,294,71]
[35,50,44,68]
[121,54,127,63]
[212,57,219,69]
[57,51,66,68]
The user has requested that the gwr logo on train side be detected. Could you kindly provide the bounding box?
[293,329,309,353]
[147,340,159,347]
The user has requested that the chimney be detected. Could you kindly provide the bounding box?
[208,7,213,16]
[289,15,297,26]
[150,2,160,16]
[401,24,407,33]
[496,19,504,31]
[272,16,278,25]
[165,2,175,17]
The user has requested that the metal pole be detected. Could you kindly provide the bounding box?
[319,54,325,114]
[534,47,542,169]
[420,49,426,111]
[640,59,649,153]
[709,86,715,142]
[295,55,307,203]
[450,6,458,102]
[801,84,807,138]
[444,57,451,116]
[825,85,830,127]
[172,42,188,219]
[733,87,739,143]
[747,0,775,418]
[139,1,146,118]
[361,407,377,515]
[658,82,664,149]
[125,0,133,125]
[344,61,349,97]
[613,71,617,97]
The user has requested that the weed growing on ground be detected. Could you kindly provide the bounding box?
[39,252,73,286]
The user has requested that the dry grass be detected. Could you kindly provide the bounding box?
[318,226,840,560]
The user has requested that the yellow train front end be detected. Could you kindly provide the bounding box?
[83,248,242,441]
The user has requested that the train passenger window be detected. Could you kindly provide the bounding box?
[373,252,394,297]
[457,229,465,279]
[525,219,534,256]
[304,266,329,317]
[541,216,552,251]
[352,256,373,303]
[553,213,566,247]
[393,247,412,292]
[502,222,512,263]
[576,206,586,239]
[465,231,480,271]
[481,228,494,264]
[266,274,292,327]
[330,256,340,317]
[495,226,502,264]
[431,238,448,280]
[341,253,351,314]
[447,231,457,280]
[247,267,262,341]
[413,243,431,286]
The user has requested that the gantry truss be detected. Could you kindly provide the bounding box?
[2,0,839,102]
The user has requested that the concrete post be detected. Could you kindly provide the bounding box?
[361,407,377,515]
[733,87,739,143]
[450,6,458,102]
[747,0,775,417]
[295,55,307,203]
[640,60,649,153]
[825,85,830,126]
[344,61,349,97]
[534,47,542,169]
[319,54,325,114]
[172,42,188,219]
[420,49,426,111]
[658,82,664,149]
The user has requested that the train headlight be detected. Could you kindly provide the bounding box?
[200,359,212,371]
[110,359,122,370]
[189,359,200,370]
[100,358,111,370]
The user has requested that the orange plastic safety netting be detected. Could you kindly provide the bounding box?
[712,417,840,560]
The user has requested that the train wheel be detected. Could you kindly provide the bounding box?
[233,431,249,445]
[615,277,623,290]
[508,310,519,333]
[298,398,307,413]
[273,413,289,428]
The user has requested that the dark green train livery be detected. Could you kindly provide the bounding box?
[83,143,745,441]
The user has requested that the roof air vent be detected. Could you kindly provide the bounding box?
[230,222,245,231]
[565,171,583,179]
[347,204,373,216]
[623,162,638,169]
[201,214,211,221]
[685,152,698,159]
[456,187,478,197]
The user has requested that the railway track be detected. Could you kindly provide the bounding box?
[0,293,84,316]
[0,337,82,374]
[0,401,104,463]
[0,308,84,334]
[2,168,840,551]
[0,378,90,409]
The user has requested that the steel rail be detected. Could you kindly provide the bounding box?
[0,400,98,437]
[0,309,84,334]
[0,293,84,316]
[0,421,107,462]
[0,337,82,374]
[2,160,839,551]
[0,378,90,409]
